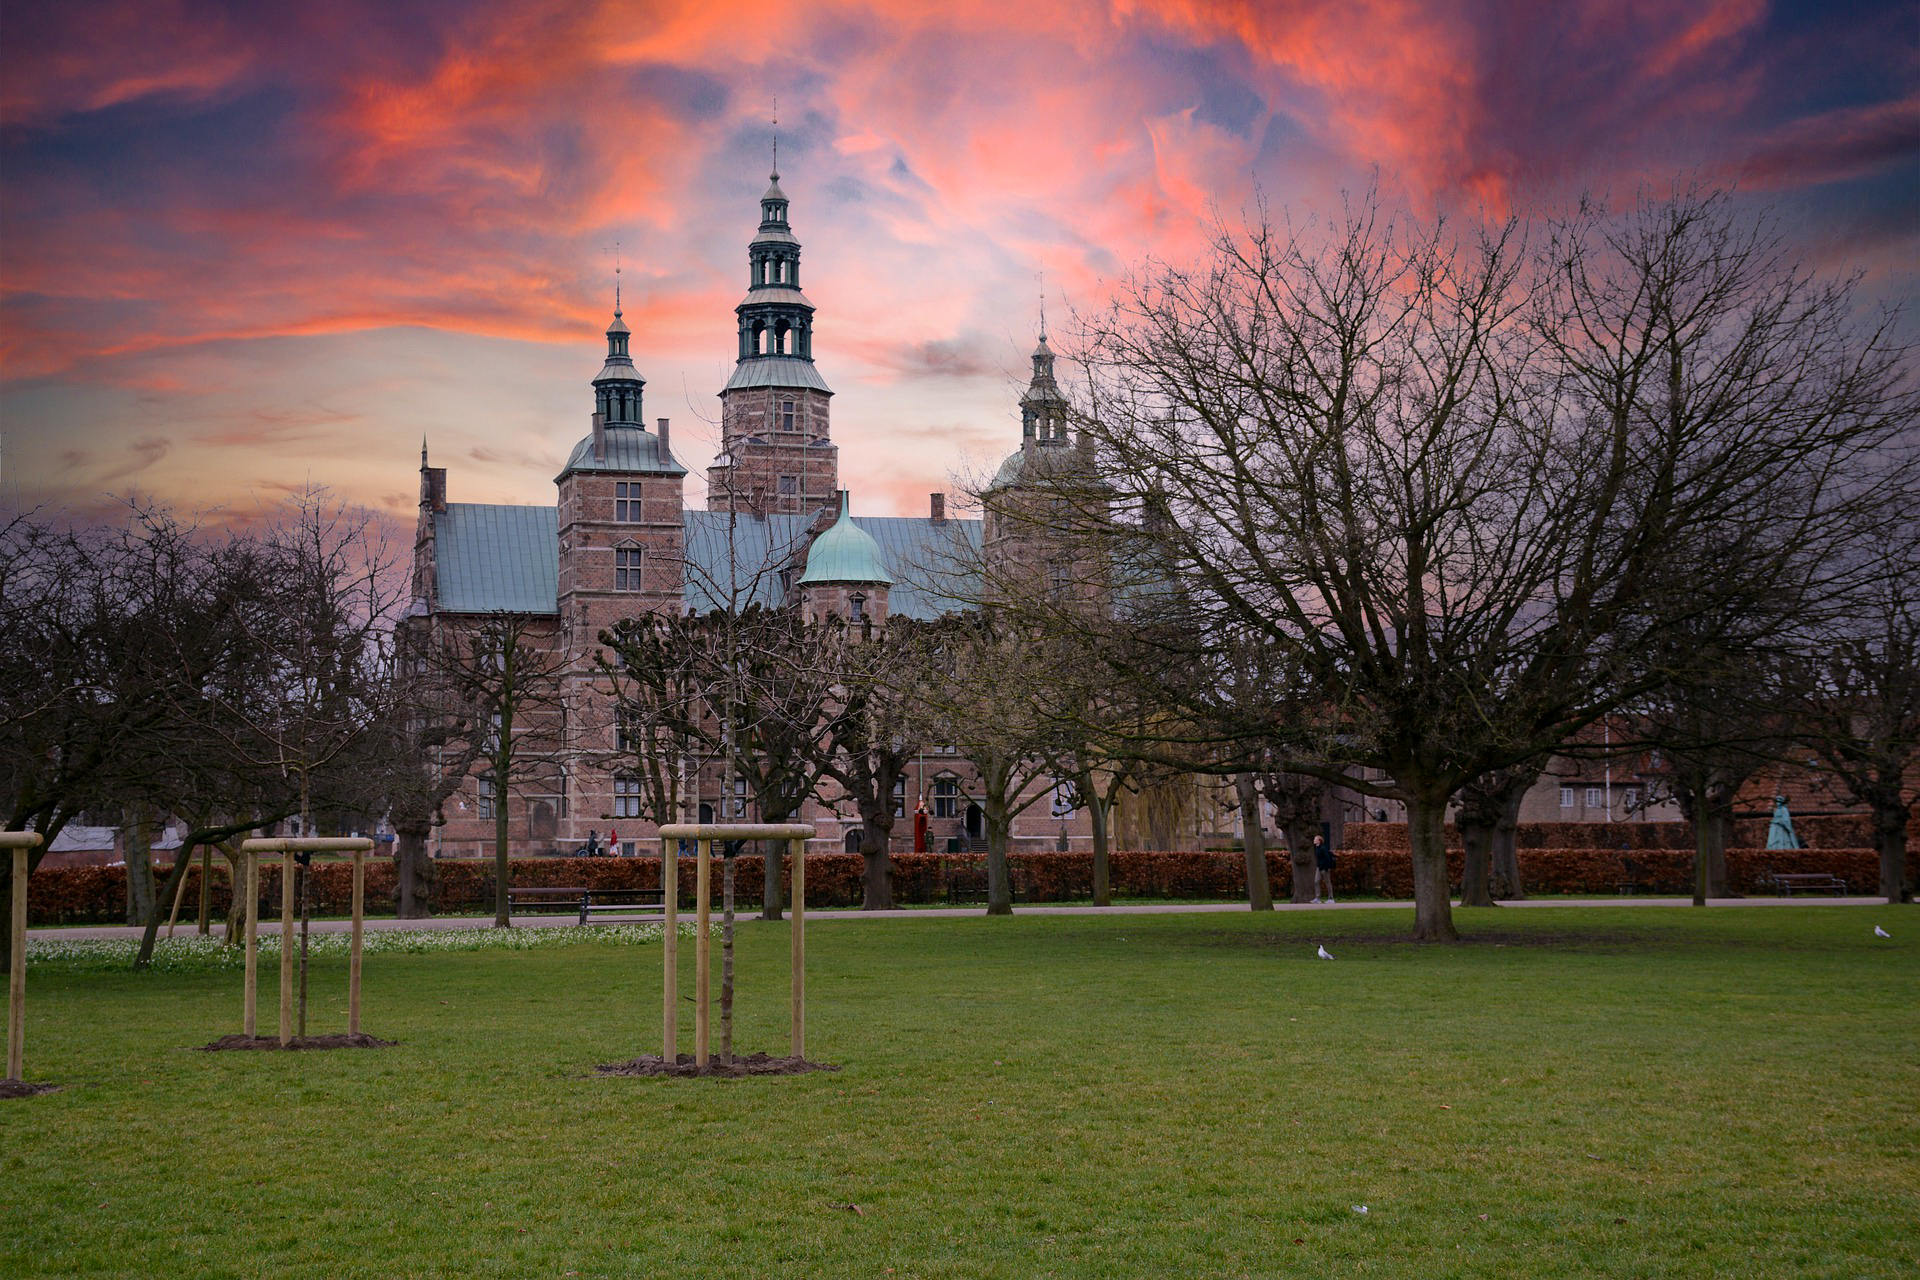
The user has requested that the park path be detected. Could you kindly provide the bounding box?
[27,894,1878,943]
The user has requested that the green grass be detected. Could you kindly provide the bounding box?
[3,906,1916,1278]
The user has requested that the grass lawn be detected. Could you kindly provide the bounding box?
[3,905,1916,1279]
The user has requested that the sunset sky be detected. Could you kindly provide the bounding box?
[4,0,1915,527]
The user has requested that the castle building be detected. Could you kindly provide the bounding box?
[409,165,1094,858]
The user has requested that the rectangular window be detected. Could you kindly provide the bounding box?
[778,475,798,496]
[933,778,959,819]
[781,400,795,432]
[893,777,907,819]
[615,547,643,591]
[615,709,639,754]
[1624,787,1640,814]
[850,593,866,621]
[615,482,641,522]
[1586,786,1603,808]
[613,775,641,819]
[1558,786,1575,809]
[477,776,496,820]
[1048,559,1071,598]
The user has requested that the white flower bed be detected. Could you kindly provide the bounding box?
[27,922,709,974]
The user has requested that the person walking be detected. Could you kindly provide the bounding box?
[1312,834,1336,904]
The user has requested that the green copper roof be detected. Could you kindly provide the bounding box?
[799,495,892,586]
[432,504,559,614]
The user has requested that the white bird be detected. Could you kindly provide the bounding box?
[1317,945,1334,960]
[1874,925,1891,938]
[1351,1205,1369,1215]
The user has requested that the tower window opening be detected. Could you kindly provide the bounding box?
[850,593,867,621]
[615,482,640,522]
[781,400,795,431]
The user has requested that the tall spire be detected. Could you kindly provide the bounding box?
[725,157,830,394]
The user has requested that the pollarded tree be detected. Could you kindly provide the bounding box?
[816,619,928,910]
[1013,185,1913,941]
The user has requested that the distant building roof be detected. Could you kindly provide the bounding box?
[557,425,685,478]
[682,510,979,619]
[433,503,559,614]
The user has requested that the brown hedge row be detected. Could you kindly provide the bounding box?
[24,846,1878,924]
[1339,814,1882,853]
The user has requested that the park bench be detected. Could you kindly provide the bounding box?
[1757,870,1848,896]
[506,886,668,924]
[1615,857,1648,896]
[946,866,988,906]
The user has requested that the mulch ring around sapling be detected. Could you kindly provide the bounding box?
[1,1079,63,1099]
[198,1033,397,1052]
[595,1052,840,1079]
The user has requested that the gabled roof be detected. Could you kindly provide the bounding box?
[432,503,559,614]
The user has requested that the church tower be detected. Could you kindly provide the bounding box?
[983,322,1100,602]
[707,167,838,516]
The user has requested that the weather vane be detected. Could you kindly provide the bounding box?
[1038,269,1047,340]
[771,93,780,177]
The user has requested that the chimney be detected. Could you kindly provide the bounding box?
[591,411,606,463]
[930,492,946,525]
[656,417,671,460]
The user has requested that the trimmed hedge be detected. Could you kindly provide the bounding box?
[23,846,1879,924]
[1340,814,1881,853]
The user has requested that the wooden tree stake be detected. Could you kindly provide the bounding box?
[349,850,365,1036]
[5,836,40,1081]
[662,838,678,1061]
[279,849,295,1046]
[243,852,259,1037]
[790,837,806,1060]
[695,838,711,1069]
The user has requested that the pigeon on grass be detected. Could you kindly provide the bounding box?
[1317,945,1334,960]
[1874,925,1891,938]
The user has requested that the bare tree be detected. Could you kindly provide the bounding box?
[1009,185,1912,941]
[1795,541,1920,901]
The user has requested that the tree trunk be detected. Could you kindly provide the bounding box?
[493,793,511,928]
[1088,792,1112,907]
[858,836,894,911]
[1489,788,1527,900]
[219,844,246,943]
[124,806,155,926]
[1871,789,1908,904]
[1234,773,1273,911]
[394,824,435,919]
[1457,816,1495,908]
[1406,794,1459,941]
[1692,804,1731,905]
[760,838,784,921]
[1281,823,1317,903]
[135,841,199,968]
[197,842,212,934]
[984,788,1013,916]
